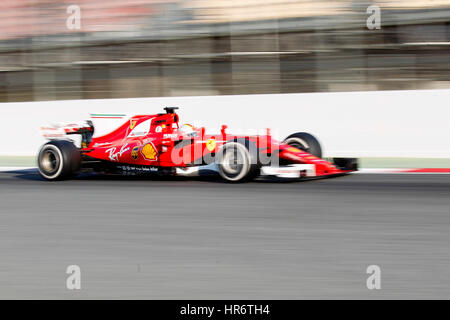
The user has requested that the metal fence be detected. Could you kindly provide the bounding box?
[0,1,449,101]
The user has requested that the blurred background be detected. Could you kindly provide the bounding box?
[0,0,449,102]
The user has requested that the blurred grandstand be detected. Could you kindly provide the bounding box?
[0,0,449,101]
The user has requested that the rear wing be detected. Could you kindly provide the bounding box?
[40,120,94,148]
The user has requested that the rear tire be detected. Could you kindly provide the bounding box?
[38,140,81,180]
[216,139,260,182]
[283,132,322,158]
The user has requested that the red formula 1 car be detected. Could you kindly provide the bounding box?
[37,107,357,182]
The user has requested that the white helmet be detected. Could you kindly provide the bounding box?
[179,124,195,135]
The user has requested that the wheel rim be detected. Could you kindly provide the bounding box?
[221,147,244,175]
[217,143,250,181]
[41,149,60,174]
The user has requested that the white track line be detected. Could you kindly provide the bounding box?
[354,168,411,174]
[354,168,450,174]
[0,167,36,172]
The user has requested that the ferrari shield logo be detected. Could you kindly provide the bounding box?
[130,120,137,130]
[141,142,157,161]
[206,139,216,152]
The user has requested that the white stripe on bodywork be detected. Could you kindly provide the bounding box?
[260,164,316,178]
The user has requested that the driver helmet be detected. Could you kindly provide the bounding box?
[179,124,195,135]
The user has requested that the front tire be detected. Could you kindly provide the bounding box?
[283,132,322,158]
[38,140,81,180]
[216,140,260,182]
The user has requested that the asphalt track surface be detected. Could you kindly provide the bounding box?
[0,170,449,299]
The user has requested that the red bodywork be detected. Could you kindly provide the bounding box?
[75,112,351,177]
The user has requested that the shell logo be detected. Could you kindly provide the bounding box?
[141,142,157,161]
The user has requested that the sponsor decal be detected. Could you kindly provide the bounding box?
[163,133,178,139]
[206,139,216,152]
[141,142,158,161]
[130,120,137,130]
[118,165,158,172]
[93,142,112,147]
[131,146,139,160]
[155,126,162,133]
[106,143,130,162]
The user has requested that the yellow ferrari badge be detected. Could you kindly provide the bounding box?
[206,139,216,152]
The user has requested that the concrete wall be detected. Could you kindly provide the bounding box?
[1,89,449,157]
